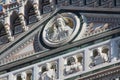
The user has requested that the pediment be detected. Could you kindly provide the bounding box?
[0,9,120,66]
[0,42,34,65]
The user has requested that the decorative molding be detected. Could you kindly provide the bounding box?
[0,36,34,66]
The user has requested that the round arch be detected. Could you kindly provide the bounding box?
[25,0,37,24]
[10,11,23,35]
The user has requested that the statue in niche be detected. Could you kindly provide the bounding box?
[89,48,104,67]
[46,15,73,42]
[90,47,109,67]
[40,63,56,80]
[21,72,27,80]
[100,46,109,62]
[64,56,83,75]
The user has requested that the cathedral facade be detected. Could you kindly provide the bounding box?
[0,0,120,80]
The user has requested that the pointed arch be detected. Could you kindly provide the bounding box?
[10,11,23,35]
[25,1,37,24]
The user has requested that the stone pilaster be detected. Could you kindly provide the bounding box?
[33,65,39,80]
[84,48,91,70]
[111,40,118,62]
[58,57,64,80]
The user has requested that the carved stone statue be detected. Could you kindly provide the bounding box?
[40,63,56,80]
[90,47,109,67]
[21,72,27,80]
[46,17,73,42]
[65,56,83,75]
[90,48,104,67]
[100,47,109,62]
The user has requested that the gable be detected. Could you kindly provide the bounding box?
[0,9,120,66]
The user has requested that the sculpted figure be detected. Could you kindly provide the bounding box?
[21,72,27,80]
[100,47,109,62]
[90,49,104,67]
[41,63,56,80]
[46,17,73,41]
[65,56,83,75]
[90,47,109,67]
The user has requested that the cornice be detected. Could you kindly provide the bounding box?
[78,64,120,80]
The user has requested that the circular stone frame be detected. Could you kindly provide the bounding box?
[39,12,81,48]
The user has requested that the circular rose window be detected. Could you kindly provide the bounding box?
[40,12,81,48]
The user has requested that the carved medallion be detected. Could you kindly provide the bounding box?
[39,12,81,48]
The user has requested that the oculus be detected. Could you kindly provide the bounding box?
[39,12,82,48]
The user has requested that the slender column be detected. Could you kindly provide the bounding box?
[19,14,28,31]
[4,23,14,41]
[111,40,118,62]
[58,57,64,80]
[19,6,28,31]
[33,3,41,20]
[4,14,14,41]
[33,65,39,80]
[84,48,91,70]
